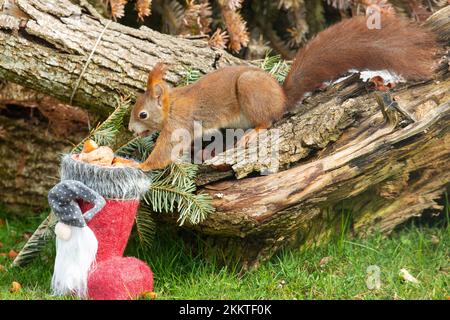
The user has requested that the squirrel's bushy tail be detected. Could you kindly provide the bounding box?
[283,14,438,108]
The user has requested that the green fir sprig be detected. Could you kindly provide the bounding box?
[144,162,214,226]
[259,52,290,83]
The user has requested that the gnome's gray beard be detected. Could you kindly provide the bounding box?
[60,154,151,200]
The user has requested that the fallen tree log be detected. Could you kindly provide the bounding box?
[1,1,449,268]
[166,65,450,268]
[0,0,245,213]
[0,0,246,116]
[0,81,88,213]
[155,8,450,268]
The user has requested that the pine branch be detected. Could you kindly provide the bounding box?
[220,3,250,53]
[179,67,202,86]
[135,203,156,248]
[109,0,128,19]
[167,162,199,186]
[259,53,290,83]
[145,181,213,225]
[115,132,214,227]
[208,28,230,50]
[115,133,157,162]
[180,0,213,36]
[135,0,152,21]
[12,212,58,267]
[144,162,215,226]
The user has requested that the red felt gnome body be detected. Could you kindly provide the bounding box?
[50,153,153,300]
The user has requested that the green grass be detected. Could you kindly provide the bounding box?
[0,209,449,300]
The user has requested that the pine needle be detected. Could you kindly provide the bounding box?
[259,52,290,83]
[143,162,214,226]
[115,133,157,162]
[12,212,58,267]
[135,203,156,248]
[179,67,202,86]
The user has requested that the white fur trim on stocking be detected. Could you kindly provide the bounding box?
[51,224,98,298]
[60,154,151,200]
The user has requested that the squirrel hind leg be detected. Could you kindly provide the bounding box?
[236,70,287,127]
[236,125,270,149]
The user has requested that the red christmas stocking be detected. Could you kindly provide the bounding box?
[53,154,153,300]
[80,199,153,300]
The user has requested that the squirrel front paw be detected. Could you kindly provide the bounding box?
[139,161,169,171]
[139,163,155,172]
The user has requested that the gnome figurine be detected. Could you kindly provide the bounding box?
[49,141,153,300]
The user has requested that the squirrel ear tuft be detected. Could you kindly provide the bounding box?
[146,62,167,94]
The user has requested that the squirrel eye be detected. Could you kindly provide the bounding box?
[139,111,148,120]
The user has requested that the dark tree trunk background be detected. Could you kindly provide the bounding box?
[0,81,88,213]
[1,1,449,267]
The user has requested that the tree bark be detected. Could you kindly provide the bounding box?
[0,0,247,116]
[159,7,450,268]
[169,66,450,268]
[0,0,244,213]
[1,1,449,267]
[0,81,88,213]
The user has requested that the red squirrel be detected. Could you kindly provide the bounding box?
[129,14,437,171]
